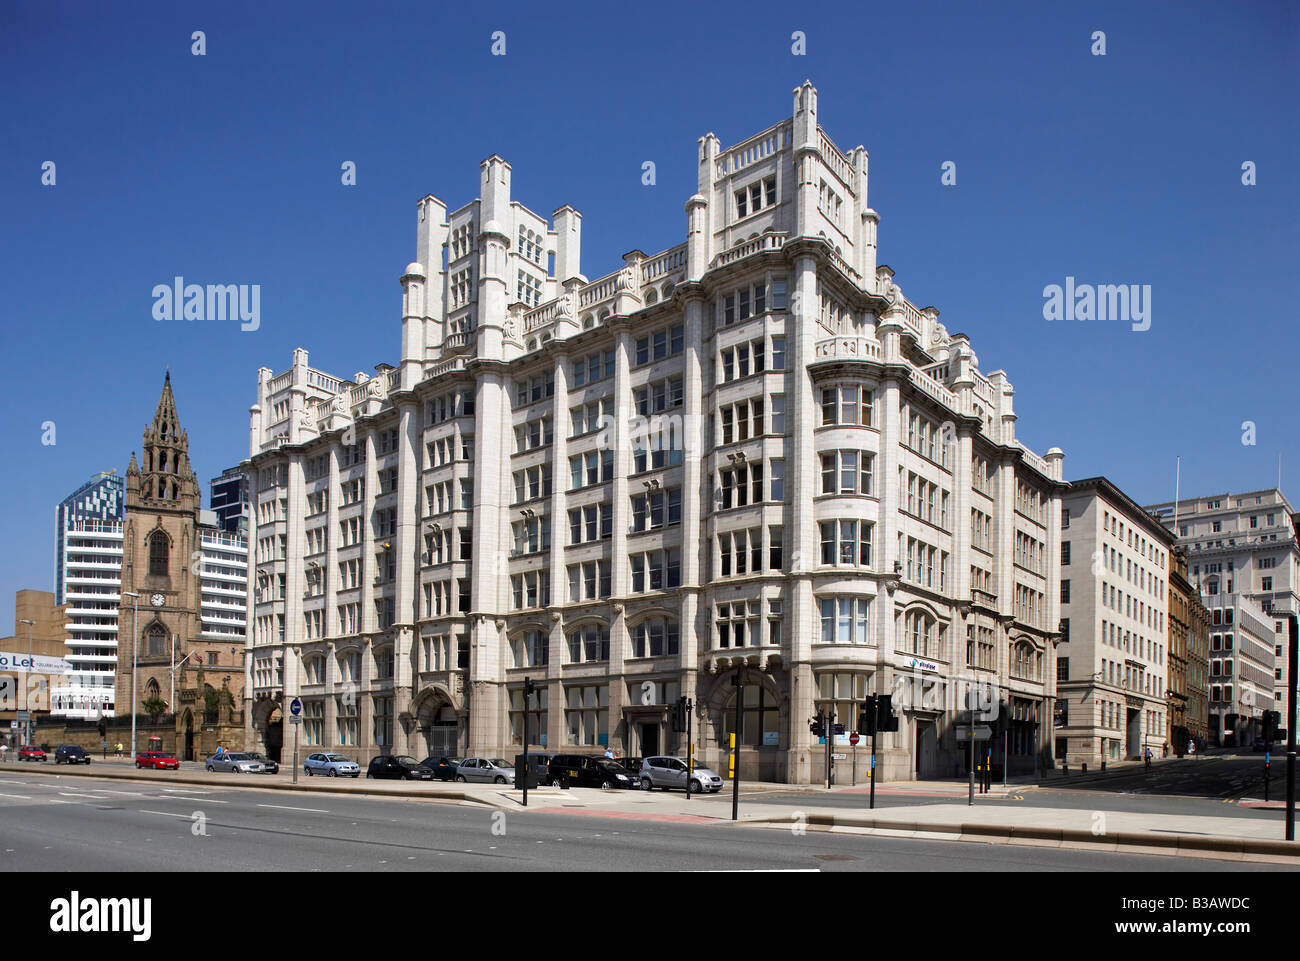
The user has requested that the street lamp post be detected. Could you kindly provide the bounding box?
[18,619,34,747]
[123,592,140,758]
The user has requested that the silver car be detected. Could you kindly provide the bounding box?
[303,752,361,777]
[205,752,265,774]
[639,756,724,793]
[455,757,515,784]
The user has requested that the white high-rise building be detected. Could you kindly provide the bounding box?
[1146,488,1296,741]
[52,519,123,718]
[243,84,1066,783]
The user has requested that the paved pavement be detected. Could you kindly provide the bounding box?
[7,757,1300,862]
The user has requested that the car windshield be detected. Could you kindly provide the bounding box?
[596,760,626,773]
[325,755,350,763]
[488,759,510,768]
[394,756,420,766]
[228,754,252,761]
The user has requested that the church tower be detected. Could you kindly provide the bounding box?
[116,373,241,757]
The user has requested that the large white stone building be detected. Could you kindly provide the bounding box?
[1146,488,1297,727]
[1055,478,1176,766]
[242,83,1066,783]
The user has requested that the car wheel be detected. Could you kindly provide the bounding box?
[135,762,141,768]
[641,777,653,790]
[206,765,214,772]
[601,780,613,790]
[366,773,373,779]
[456,775,467,782]
[305,768,312,776]
[494,775,506,784]
[328,769,338,777]
[689,778,702,793]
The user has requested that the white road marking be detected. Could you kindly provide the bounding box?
[140,810,195,820]
[256,803,329,813]
[96,790,149,796]
[60,792,110,800]
[0,793,32,800]
[153,796,227,803]
[0,780,29,786]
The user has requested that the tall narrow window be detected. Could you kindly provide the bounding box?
[149,531,169,577]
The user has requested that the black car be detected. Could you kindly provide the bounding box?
[546,754,638,789]
[54,745,91,765]
[617,757,643,777]
[419,756,463,781]
[248,753,279,774]
[367,755,437,780]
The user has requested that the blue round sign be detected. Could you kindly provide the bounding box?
[290,697,302,717]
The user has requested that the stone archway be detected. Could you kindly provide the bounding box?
[699,659,788,783]
[251,698,284,763]
[412,686,464,758]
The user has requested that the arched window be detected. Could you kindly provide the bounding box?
[148,531,169,576]
[644,289,658,305]
[145,677,161,700]
[146,626,166,657]
[723,683,780,747]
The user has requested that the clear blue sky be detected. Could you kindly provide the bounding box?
[1,0,1296,631]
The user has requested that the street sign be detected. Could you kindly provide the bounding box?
[831,753,847,760]
[289,697,302,717]
[956,725,992,741]
[288,715,302,725]
[849,732,860,745]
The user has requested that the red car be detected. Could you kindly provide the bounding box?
[18,745,46,762]
[135,752,180,770]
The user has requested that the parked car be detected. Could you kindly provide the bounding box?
[18,745,45,762]
[418,756,463,781]
[616,756,643,777]
[205,752,266,774]
[55,745,91,765]
[547,754,638,789]
[455,757,516,784]
[304,753,361,777]
[136,752,180,770]
[247,753,279,774]
[639,756,724,793]
[367,755,436,780]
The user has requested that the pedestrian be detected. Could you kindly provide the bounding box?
[1162,741,1169,758]
[216,743,225,756]
[115,741,123,757]
[1188,738,1195,758]
[1144,746,1152,770]
[603,746,614,759]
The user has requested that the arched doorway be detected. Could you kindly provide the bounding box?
[182,709,195,761]
[417,696,462,757]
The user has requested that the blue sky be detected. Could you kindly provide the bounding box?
[1,0,1296,631]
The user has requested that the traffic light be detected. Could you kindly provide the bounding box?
[810,710,825,737]
[671,696,688,733]
[1263,710,1281,741]
[877,694,899,732]
[859,695,878,736]
[97,718,107,738]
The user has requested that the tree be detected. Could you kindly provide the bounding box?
[141,696,168,721]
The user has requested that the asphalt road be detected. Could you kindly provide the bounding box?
[0,772,1289,872]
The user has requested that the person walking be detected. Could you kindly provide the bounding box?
[1188,738,1195,758]
[115,741,123,757]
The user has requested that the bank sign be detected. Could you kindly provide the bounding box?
[899,656,940,674]
[0,651,71,674]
